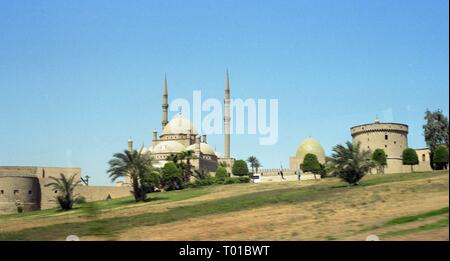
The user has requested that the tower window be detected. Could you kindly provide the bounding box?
[0,190,3,195]
[28,190,32,195]
[394,141,397,144]
[385,135,388,140]
[14,190,19,195]
[422,154,426,161]
[385,145,387,148]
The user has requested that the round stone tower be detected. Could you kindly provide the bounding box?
[0,173,41,214]
[350,120,409,173]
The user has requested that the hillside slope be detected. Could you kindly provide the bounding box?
[0,171,448,241]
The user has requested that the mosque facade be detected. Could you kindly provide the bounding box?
[121,72,235,185]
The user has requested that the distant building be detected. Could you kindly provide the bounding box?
[122,72,235,186]
[350,119,433,173]
[0,166,130,214]
[290,137,326,171]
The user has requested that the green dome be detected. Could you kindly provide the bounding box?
[296,138,326,163]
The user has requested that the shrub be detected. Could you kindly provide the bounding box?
[232,160,249,176]
[161,162,183,191]
[372,149,387,174]
[184,175,250,188]
[301,153,321,176]
[402,148,419,172]
[236,176,250,183]
[215,167,228,180]
[74,196,87,204]
[433,146,449,170]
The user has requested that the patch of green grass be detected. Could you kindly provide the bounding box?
[381,217,449,238]
[359,171,447,187]
[359,206,449,233]
[385,207,449,226]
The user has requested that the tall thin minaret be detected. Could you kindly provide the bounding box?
[162,75,169,129]
[224,69,231,158]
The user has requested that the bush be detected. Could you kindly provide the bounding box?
[161,162,183,191]
[433,146,449,170]
[372,149,387,174]
[215,167,228,180]
[184,175,250,188]
[74,196,87,204]
[403,148,419,172]
[301,153,321,173]
[232,160,249,176]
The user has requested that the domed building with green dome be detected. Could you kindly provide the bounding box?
[289,137,326,171]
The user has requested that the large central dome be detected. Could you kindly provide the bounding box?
[162,115,198,135]
[296,137,326,163]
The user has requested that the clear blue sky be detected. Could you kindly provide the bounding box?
[0,0,448,185]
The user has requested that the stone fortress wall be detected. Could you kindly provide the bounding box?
[0,166,131,214]
[351,122,432,173]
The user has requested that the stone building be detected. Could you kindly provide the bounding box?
[0,166,131,214]
[290,137,326,171]
[350,119,433,173]
[123,72,235,185]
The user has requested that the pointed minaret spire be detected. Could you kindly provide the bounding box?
[162,74,169,129]
[224,69,231,158]
[225,69,230,99]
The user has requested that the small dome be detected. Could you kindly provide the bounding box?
[296,138,326,163]
[162,115,198,135]
[214,151,222,158]
[186,143,216,155]
[153,141,186,154]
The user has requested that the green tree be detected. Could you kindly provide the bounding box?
[160,162,183,191]
[423,109,449,169]
[402,148,419,173]
[108,149,158,202]
[167,150,195,183]
[246,156,257,173]
[372,149,387,174]
[254,159,261,173]
[215,166,228,180]
[433,146,449,170]
[327,141,375,185]
[301,153,321,179]
[45,173,81,210]
[232,160,249,176]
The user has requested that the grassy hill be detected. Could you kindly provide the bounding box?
[0,171,448,241]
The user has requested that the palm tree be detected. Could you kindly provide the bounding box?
[45,173,81,210]
[247,156,258,173]
[327,141,375,185]
[108,148,158,202]
[254,159,262,173]
[168,150,195,182]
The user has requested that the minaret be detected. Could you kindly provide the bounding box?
[162,75,169,129]
[224,69,231,158]
[127,137,133,152]
[126,137,133,185]
[195,135,201,157]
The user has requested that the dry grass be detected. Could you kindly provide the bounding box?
[0,171,448,241]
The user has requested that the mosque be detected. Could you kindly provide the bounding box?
[120,72,235,185]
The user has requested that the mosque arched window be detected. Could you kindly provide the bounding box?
[422,154,426,161]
